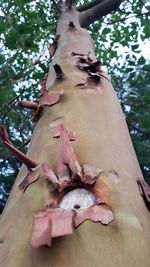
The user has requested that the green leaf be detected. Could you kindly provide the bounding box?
[102,27,111,35]
[131,44,139,50]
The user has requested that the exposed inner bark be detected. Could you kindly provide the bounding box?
[59,188,96,210]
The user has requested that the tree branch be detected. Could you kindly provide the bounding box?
[65,0,74,9]
[103,11,150,25]
[79,0,123,28]
[77,0,105,12]
[128,123,150,139]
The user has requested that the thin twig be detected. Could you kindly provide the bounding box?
[128,123,150,139]
[105,11,150,25]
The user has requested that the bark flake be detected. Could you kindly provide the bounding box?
[137,178,150,211]
[19,171,39,192]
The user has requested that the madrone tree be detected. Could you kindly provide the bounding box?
[0,1,150,267]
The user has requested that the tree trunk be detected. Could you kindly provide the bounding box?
[0,5,149,267]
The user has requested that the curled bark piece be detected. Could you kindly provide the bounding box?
[31,208,74,248]
[72,51,93,62]
[52,191,67,208]
[19,90,63,123]
[99,72,110,82]
[53,124,76,140]
[40,74,48,96]
[72,51,101,78]
[48,35,60,60]
[47,208,74,238]
[137,178,150,211]
[0,126,38,168]
[53,64,65,79]
[75,204,113,227]
[77,60,101,73]
[33,106,41,123]
[87,73,101,83]
[39,90,64,107]
[18,101,38,110]
[81,164,103,184]
[42,162,59,185]
[19,171,39,192]
[34,91,63,122]
[93,178,110,205]
[31,211,52,248]
[57,124,81,186]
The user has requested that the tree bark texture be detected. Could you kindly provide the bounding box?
[0,6,150,267]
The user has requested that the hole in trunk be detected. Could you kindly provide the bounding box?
[59,188,96,210]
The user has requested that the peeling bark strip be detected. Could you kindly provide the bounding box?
[0,125,38,169]
[39,90,64,106]
[137,178,150,211]
[31,208,74,248]
[72,52,105,86]
[42,163,59,185]
[53,124,76,140]
[48,35,60,61]
[19,91,63,122]
[40,73,48,96]
[19,171,39,192]
[31,173,113,248]
[31,212,52,248]
[75,204,113,227]
[56,124,81,187]
[92,178,110,205]
[18,101,38,110]
[33,124,113,247]
[81,164,103,184]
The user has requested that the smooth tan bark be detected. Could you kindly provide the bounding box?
[0,7,149,267]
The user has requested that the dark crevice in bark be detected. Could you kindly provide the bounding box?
[66,0,74,9]
[79,0,123,28]
[53,64,65,79]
